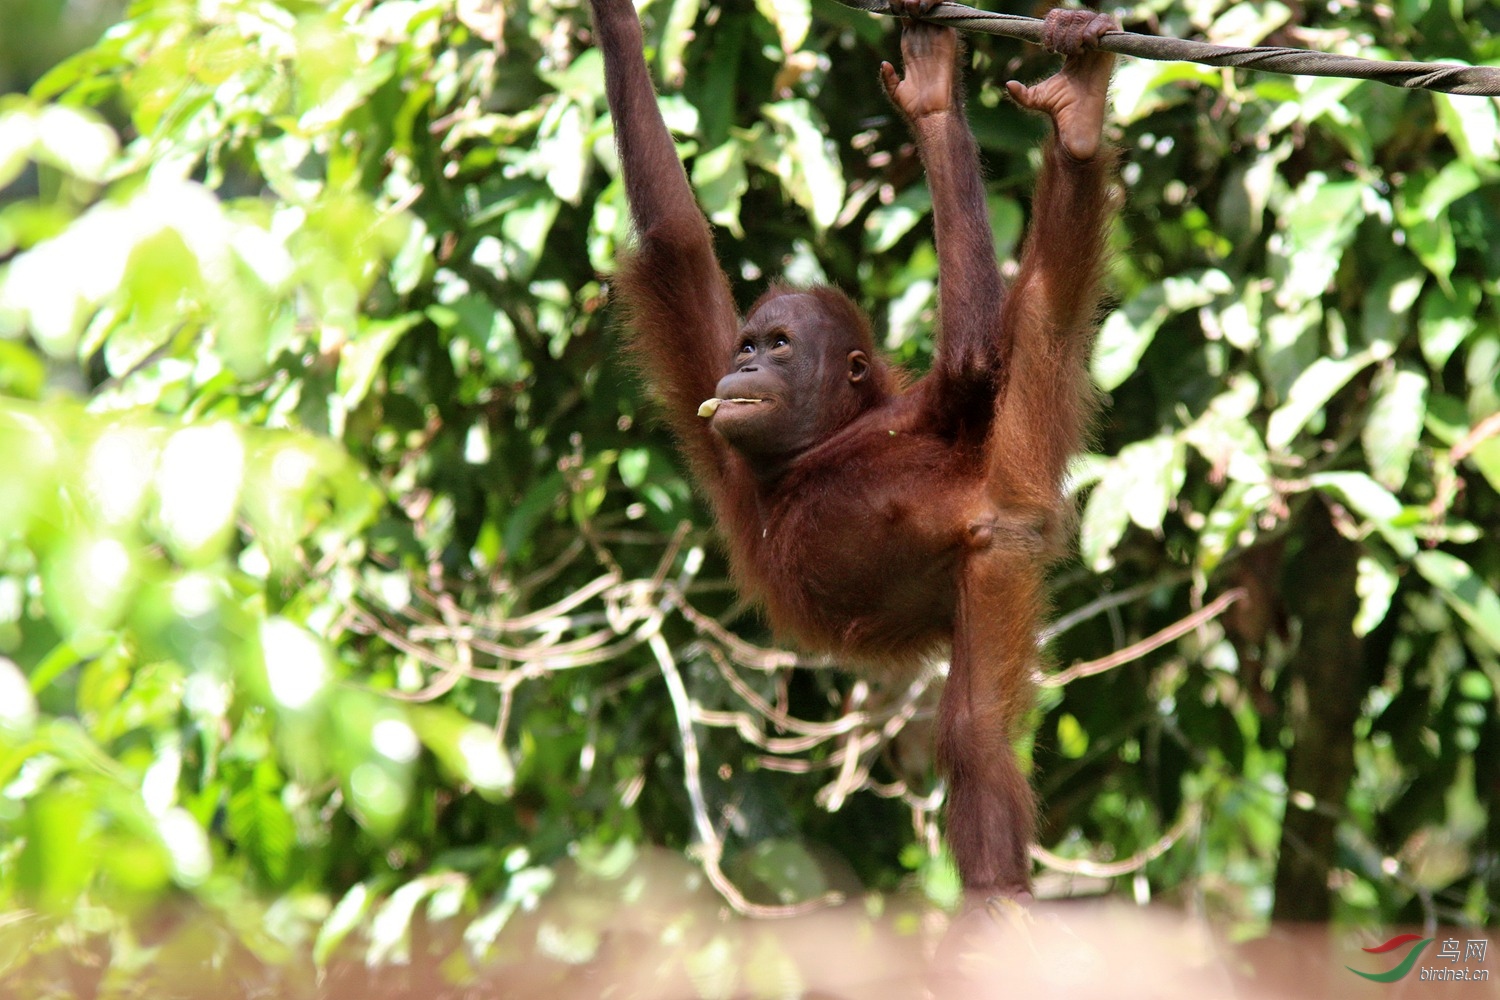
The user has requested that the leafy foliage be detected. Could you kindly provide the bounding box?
[1,0,1498,992]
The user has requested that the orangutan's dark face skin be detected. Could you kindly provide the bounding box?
[708,292,872,463]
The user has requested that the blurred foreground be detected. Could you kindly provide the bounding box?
[5,847,1494,999]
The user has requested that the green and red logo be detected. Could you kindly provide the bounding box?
[1347,934,1434,983]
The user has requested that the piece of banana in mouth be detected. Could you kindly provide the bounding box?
[697,397,763,418]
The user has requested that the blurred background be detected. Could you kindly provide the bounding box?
[0,0,1497,995]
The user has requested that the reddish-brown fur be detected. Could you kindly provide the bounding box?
[592,0,1117,897]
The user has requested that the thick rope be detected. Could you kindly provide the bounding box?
[831,0,1500,97]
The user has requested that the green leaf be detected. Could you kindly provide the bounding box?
[1209,2,1292,45]
[1184,376,1269,485]
[0,402,58,539]
[569,450,616,526]
[155,808,211,887]
[368,878,440,966]
[685,935,737,998]
[1397,166,1474,289]
[0,340,47,398]
[1056,713,1089,759]
[1110,59,1218,124]
[0,105,35,191]
[1436,91,1500,165]
[497,196,559,283]
[409,705,515,798]
[863,184,930,255]
[155,423,245,565]
[1079,434,1191,566]
[0,215,106,356]
[1266,350,1380,451]
[919,849,962,910]
[1403,215,1457,288]
[315,882,378,967]
[17,783,96,913]
[1466,441,1500,497]
[1289,75,1361,131]
[1414,551,1500,655]
[296,37,397,133]
[388,215,433,296]
[1354,553,1399,638]
[226,762,297,885]
[1078,461,1131,572]
[759,100,844,231]
[1217,145,1290,246]
[544,47,605,104]
[1425,396,1500,494]
[691,139,748,238]
[618,448,651,488]
[1359,261,1425,350]
[618,446,690,520]
[659,0,703,86]
[1424,393,1468,446]
[655,93,700,136]
[1271,175,1364,307]
[503,470,566,561]
[754,0,811,52]
[741,838,827,903]
[1258,300,1322,400]
[1092,270,1230,392]
[1418,159,1483,220]
[1119,435,1187,532]
[1309,471,1417,559]
[1459,670,1493,702]
[255,132,320,203]
[0,656,36,736]
[988,195,1023,262]
[257,618,331,712]
[1196,481,1273,578]
[32,104,118,183]
[465,865,556,959]
[41,532,139,639]
[1362,365,1428,492]
[339,314,422,411]
[537,99,590,205]
[745,934,805,999]
[1419,279,1480,371]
